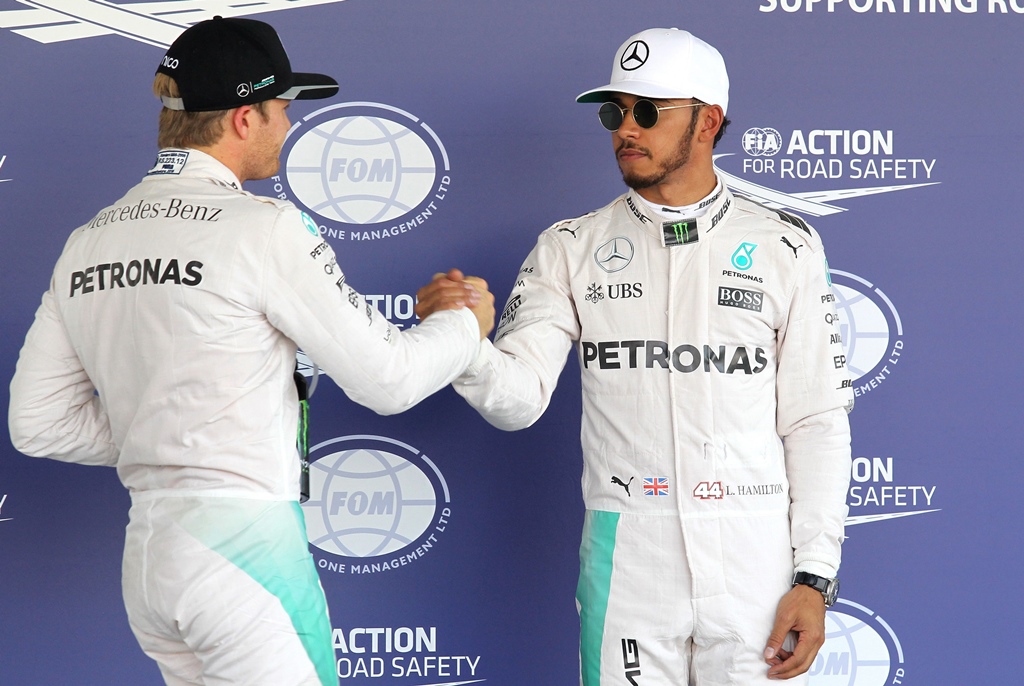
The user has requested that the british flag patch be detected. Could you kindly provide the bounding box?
[643,477,669,496]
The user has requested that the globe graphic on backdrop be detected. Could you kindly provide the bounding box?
[286,114,436,225]
[741,127,783,156]
[303,446,437,558]
[808,609,893,686]
[831,282,890,381]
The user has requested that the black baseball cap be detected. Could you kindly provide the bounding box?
[156,16,338,112]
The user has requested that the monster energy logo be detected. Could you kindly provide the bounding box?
[663,219,698,246]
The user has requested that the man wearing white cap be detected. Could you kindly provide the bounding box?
[419,27,853,684]
[9,16,492,686]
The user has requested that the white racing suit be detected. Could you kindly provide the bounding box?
[8,149,480,686]
[455,181,853,685]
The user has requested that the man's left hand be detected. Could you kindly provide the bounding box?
[763,583,826,680]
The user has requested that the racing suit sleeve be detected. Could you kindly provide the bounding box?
[776,245,854,579]
[454,231,579,430]
[260,206,480,416]
[9,285,118,465]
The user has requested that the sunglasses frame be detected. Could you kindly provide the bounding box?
[598,99,703,131]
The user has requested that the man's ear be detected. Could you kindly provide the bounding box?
[228,106,258,141]
[697,104,725,145]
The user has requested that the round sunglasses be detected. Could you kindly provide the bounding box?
[598,99,703,131]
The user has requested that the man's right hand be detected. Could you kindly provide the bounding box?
[416,269,495,340]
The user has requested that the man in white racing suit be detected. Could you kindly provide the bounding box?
[8,17,492,686]
[419,28,853,685]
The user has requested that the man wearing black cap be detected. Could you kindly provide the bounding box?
[9,17,492,686]
[420,27,852,684]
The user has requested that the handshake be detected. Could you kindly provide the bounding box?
[416,268,496,340]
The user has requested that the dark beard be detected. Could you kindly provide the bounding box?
[618,109,699,190]
[620,140,691,190]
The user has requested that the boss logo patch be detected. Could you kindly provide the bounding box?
[717,286,764,312]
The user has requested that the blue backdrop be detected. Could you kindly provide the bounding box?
[2,1,1022,684]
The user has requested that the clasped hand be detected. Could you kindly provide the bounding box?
[415,268,495,340]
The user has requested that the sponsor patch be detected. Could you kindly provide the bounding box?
[717,286,764,312]
[626,195,651,224]
[301,212,320,236]
[662,219,698,246]
[780,235,804,257]
[253,75,275,91]
[622,638,642,684]
[498,294,522,330]
[731,242,757,271]
[595,237,635,273]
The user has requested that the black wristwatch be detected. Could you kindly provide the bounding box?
[792,571,840,607]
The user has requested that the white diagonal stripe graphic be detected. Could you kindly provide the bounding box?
[0,6,63,27]
[845,509,940,527]
[16,0,187,47]
[2,0,350,47]
[14,21,113,43]
[713,153,940,217]
[791,182,940,204]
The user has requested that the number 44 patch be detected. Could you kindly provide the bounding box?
[693,481,724,500]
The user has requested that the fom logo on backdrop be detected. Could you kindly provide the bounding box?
[302,435,453,577]
[0,0,350,48]
[273,102,452,244]
[828,269,904,398]
[809,599,907,686]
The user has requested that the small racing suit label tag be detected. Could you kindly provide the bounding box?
[147,150,189,176]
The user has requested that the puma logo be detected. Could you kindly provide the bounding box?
[611,475,634,497]
[558,226,580,238]
[780,236,803,258]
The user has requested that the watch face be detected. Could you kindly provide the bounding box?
[824,577,840,607]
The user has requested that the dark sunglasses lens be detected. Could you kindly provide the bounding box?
[632,100,659,128]
[598,103,624,131]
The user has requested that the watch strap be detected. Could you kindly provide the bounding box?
[792,571,839,607]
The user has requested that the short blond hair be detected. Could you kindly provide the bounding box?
[153,74,268,149]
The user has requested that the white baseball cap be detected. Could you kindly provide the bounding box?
[576,28,730,115]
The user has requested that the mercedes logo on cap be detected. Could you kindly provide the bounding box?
[595,236,635,273]
[237,83,251,97]
[620,40,649,71]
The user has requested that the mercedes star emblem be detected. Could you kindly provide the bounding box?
[620,40,649,71]
[595,237,635,273]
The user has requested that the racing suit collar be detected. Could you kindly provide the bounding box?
[146,148,244,190]
[623,178,735,248]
